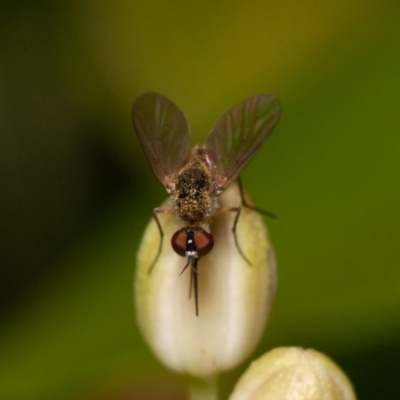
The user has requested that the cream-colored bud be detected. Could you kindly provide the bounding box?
[135,182,276,378]
[229,347,357,400]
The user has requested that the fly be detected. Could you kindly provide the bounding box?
[132,92,281,315]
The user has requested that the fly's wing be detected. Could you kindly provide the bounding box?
[205,94,281,191]
[132,92,191,189]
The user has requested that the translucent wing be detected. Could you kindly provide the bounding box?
[205,94,281,191]
[132,92,191,189]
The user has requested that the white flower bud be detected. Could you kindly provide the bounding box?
[229,347,357,400]
[135,182,276,378]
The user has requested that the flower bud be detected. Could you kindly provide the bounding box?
[229,347,357,400]
[135,182,276,378]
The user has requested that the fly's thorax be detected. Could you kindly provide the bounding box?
[172,153,216,223]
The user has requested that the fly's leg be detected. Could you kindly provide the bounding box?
[148,207,172,274]
[214,179,276,266]
[238,177,277,219]
[215,205,251,266]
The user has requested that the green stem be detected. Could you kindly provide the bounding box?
[189,375,219,400]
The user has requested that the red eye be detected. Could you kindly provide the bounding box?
[171,229,214,258]
[171,230,187,257]
[194,231,214,257]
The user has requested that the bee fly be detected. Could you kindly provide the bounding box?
[132,92,281,315]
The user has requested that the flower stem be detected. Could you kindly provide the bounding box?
[189,375,219,400]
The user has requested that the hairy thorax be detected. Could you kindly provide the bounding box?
[172,150,215,223]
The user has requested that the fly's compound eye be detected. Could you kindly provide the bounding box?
[194,230,214,257]
[171,229,214,257]
[171,230,187,257]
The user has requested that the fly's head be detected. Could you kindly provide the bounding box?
[171,226,214,264]
[171,225,214,316]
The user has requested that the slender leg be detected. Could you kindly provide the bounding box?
[148,207,172,274]
[238,176,277,219]
[215,205,251,265]
[215,178,275,265]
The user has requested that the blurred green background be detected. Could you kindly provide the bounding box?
[1,1,400,399]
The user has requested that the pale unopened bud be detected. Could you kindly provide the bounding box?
[135,182,276,378]
[229,347,357,400]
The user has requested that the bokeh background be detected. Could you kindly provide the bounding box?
[1,1,400,399]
